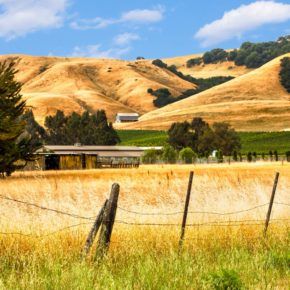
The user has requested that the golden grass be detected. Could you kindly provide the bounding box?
[0,54,195,125]
[0,163,289,233]
[121,53,290,131]
[0,164,289,288]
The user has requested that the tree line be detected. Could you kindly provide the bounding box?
[150,59,233,107]
[142,117,241,164]
[186,35,290,69]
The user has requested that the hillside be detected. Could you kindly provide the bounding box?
[119,54,290,131]
[162,53,252,78]
[0,55,196,125]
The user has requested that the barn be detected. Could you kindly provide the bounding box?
[115,113,139,123]
[25,145,143,171]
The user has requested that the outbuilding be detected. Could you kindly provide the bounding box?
[115,113,139,123]
[25,145,143,170]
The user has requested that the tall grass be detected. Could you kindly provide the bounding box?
[0,164,289,289]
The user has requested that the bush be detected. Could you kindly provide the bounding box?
[161,145,177,164]
[280,57,290,93]
[179,147,196,164]
[186,57,202,67]
[203,48,228,64]
[142,149,159,164]
[247,152,252,162]
[286,151,290,162]
[204,269,243,290]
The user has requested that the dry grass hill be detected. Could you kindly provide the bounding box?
[0,54,196,125]
[119,53,290,131]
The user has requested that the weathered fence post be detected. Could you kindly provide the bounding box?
[82,199,108,257]
[179,171,194,248]
[96,183,120,257]
[264,172,279,237]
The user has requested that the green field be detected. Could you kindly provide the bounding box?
[118,130,290,154]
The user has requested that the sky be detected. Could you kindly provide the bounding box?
[0,0,290,60]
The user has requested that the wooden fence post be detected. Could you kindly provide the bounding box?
[264,172,279,237]
[82,199,108,257]
[179,171,194,248]
[96,183,120,257]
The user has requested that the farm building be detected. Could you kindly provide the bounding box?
[115,113,139,123]
[25,145,143,171]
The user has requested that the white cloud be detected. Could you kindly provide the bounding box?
[114,32,140,46]
[195,1,290,47]
[0,0,68,39]
[121,8,164,23]
[70,7,164,30]
[71,44,131,59]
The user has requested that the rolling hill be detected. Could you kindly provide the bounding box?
[0,54,196,125]
[119,54,290,131]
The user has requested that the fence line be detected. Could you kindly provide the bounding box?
[0,194,95,220]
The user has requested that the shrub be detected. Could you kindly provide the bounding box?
[279,57,290,93]
[161,145,177,164]
[179,147,196,164]
[286,151,290,162]
[247,152,252,162]
[204,269,243,290]
[186,57,202,67]
[142,149,159,164]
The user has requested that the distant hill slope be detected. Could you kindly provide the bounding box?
[119,54,290,132]
[0,55,196,125]
[162,53,252,78]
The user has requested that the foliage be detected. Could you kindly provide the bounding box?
[148,75,234,108]
[188,35,290,69]
[212,122,241,156]
[279,57,290,93]
[161,145,177,164]
[141,149,159,164]
[118,130,290,155]
[168,118,241,156]
[203,48,228,64]
[44,110,120,145]
[204,269,243,290]
[21,110,46,148]
[0,61,40,177]
[186,57,202,67]
[179,147,196,163]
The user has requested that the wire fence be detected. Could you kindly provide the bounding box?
[0,192,289,239]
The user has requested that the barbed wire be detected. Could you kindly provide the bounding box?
[117,203,270,216]
[115,218,290,227]
[274,202,290,207]
[0,221,94,238]
[0,194,95,220]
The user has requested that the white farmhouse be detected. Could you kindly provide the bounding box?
[115,113,139,123]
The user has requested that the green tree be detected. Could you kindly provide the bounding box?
[168,121,194,150]
[0,61,40,177]
[142,149,159,164]
[212,122,241,156]
[161,145,177,164]
[179,147,196,164]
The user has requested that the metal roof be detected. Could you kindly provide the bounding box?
[116,113,139,117]
[37,145,144,157]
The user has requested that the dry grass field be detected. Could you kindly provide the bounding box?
[121,53,290,131]
[0,163,289,288]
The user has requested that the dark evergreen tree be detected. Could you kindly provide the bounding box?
[279,57,290,93]
[0,61,40,177]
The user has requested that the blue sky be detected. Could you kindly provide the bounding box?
[0,0,290,59]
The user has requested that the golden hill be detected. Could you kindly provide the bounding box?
[119,54,290,131]
[0,54,196,125]
[162,53,252,78]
